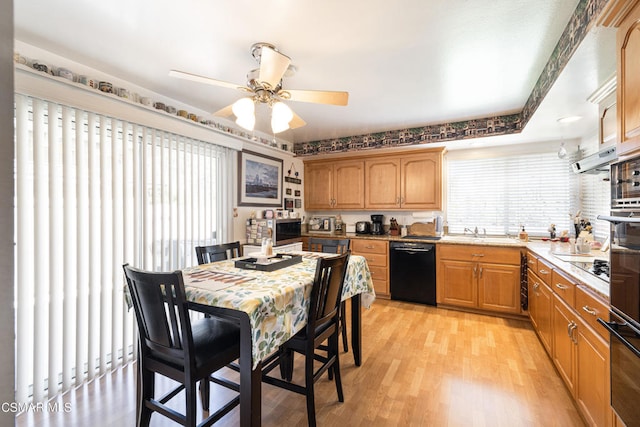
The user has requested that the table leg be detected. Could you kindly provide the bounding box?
[350,294,362,366]
[238,312,261,427]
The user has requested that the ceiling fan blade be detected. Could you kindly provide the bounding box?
[279,89,349,106]
[213,104,234,117]
[169,70,249,92]
[258,46,291,89]
[289,111,306,129]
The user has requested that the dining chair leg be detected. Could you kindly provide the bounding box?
[140,369,154,427]
[305,354,317,427]
[186,381,197,427]
[280,348,294,382]
[340,301,348,352]
[199,378,210,412]
[331,333,344,402]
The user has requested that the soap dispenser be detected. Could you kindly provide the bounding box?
[518,226,529,242]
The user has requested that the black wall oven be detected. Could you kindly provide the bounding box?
[598,155,640,426]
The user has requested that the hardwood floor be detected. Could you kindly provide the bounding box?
[16,299,585,426]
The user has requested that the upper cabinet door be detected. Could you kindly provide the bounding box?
[333,160,365,209]
[364,158,401,209]
[617,1,640,156]
[401,153,442,210]
[304,162,334,210]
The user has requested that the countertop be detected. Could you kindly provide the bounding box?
[302,232,610,299]
[303,231,526,247]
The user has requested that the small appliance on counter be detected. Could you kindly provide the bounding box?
[371,214,385,235]
[355,221,371,234]
[308,216,336,233]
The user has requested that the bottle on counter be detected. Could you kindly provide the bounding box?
[261,228,274,256]
[518,226,529,242]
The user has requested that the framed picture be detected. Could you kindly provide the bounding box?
[294,190,301,197]
[238,150,283,207]
[285,188,292,195]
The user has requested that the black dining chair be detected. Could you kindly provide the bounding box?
[261,251,351,427]
[307,238,351,352]
[123,264,240,427]
[195,241,242,265]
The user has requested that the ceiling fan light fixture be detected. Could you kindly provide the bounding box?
[232,97,255,118]
[235,114,255,131]
[271,101,294,133]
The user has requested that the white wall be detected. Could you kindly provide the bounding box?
[1,1,15,425]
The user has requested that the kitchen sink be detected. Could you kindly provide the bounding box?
[441,235,522,245]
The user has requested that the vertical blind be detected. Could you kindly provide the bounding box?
[14,94,233,404]
[447,151,579,237]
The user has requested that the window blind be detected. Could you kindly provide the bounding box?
[579,168,611,242]
[14,94,233,404]
[447,151,578,237]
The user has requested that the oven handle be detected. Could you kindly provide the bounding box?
[597,215,640,224]
[597,318,640,358]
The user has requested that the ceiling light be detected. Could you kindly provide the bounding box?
[557,116,582,124]
[558,142,567,159]
[271,101,293,134]
[232,97,255,131]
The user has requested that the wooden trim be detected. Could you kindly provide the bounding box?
[301,146,445,164]
[597,0,640,27]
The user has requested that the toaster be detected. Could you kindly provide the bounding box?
[355,221,371,234]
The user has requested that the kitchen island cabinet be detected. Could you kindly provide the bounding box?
[437,244,523,316]
[304,159,365,210]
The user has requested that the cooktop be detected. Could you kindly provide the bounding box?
[402,235,442,240]
[568,259,609,283]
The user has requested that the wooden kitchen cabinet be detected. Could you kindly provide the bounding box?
[616,0,640,156]
[364,150,442,210]
[304,159,364,210]
[552,293,577,397]
[527,249,612,426]
[351,239,389,298]
[600,0,640,155]
[437,245,523,315]
[528,268,553,355]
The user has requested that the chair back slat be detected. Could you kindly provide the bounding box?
[195,241,242,264]
[308,238,350,255]
[308,252,350,332]
[123,264,193,362]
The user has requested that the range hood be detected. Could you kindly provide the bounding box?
[571,146,617,174]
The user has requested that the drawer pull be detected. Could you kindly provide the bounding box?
[528,260,536,265]
[555,283,568,290]
[365,245,375,249]
[582,305,597,316]
[472,253,485,257]
[539,269,550,275]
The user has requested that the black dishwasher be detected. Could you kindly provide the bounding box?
[389,241,436,305]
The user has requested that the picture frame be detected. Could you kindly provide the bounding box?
[294,190,301,197]
[238,150,283,207]
[285,188,292,195]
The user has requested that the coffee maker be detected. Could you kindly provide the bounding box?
[370,214,384,235]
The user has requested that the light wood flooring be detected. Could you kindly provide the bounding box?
[16,299,585,426]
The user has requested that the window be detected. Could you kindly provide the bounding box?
[14,94,233,403]
[447,150,578,237]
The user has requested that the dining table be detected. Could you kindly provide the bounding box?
[183,251,376,426]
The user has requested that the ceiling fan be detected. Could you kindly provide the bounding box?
[169,42,349,133]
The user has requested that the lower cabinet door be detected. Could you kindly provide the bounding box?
[438,260,476,308]
[552,294,577,397]
[478,262,520,314]
[576,316,610,427]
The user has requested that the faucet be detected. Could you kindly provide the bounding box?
[464,227,478,237]
[463,227,486,238]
